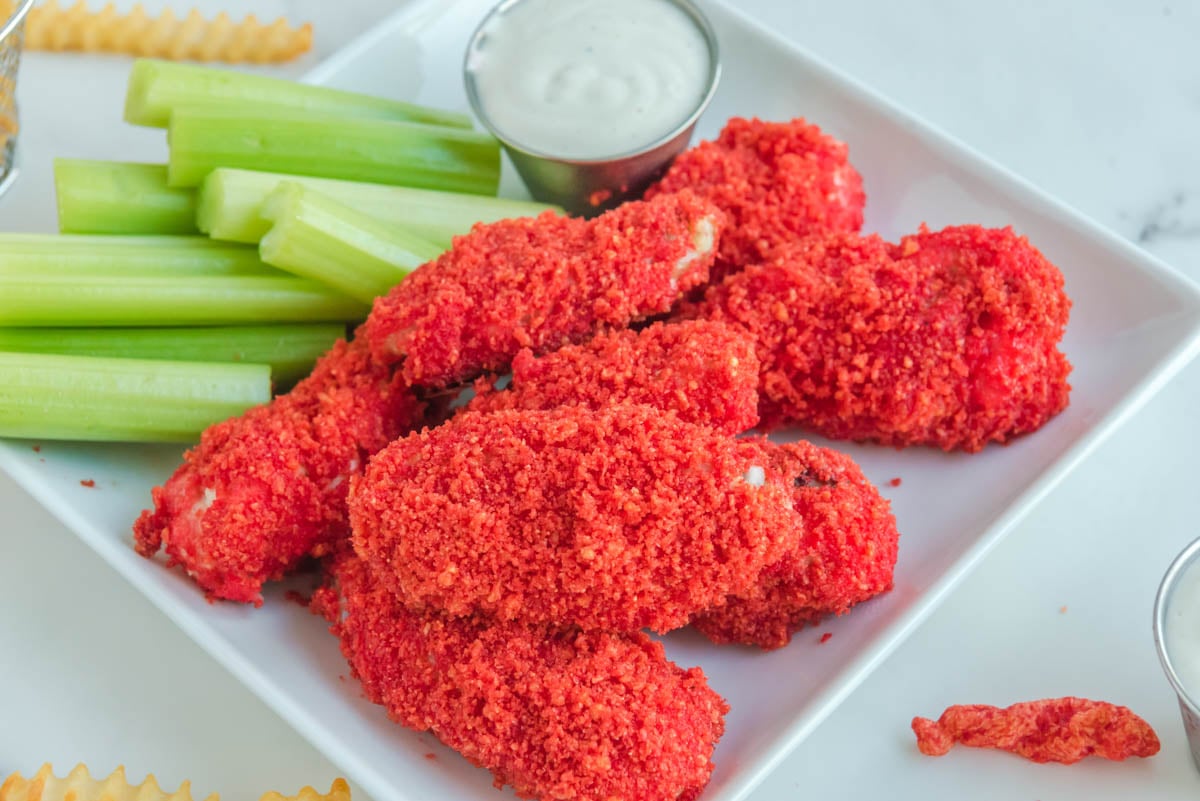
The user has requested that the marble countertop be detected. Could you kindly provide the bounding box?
[2,1,1198,799]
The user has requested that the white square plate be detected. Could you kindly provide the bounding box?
[4,1,1200,799]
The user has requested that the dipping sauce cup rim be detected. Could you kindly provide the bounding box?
[1,0,35,41]
[462,0,722,165]
[1154,535,1200,715]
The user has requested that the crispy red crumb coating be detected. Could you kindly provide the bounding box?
[133,336,424,604]
[912,698,1160,764]
[691,439,898,650]
[467,319,760,435]
[350,403,809,633]
[363,191,723,389]
[333,555,728,801]
[691,225,1072,451]
[646,117,865,279]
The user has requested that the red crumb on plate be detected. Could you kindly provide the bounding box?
[423,753,437,761]
[911,697,1160,763]
[79,479,96,488]
[31,445,40,453]
[889,477,902,487]
[819,632,833,644]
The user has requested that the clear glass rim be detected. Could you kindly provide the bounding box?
[1,0,35,43]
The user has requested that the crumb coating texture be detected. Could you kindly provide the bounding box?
[647,116,865,279]
[691,439,899,649]
[333,556,727,801]
[133,336,424,604]
[693,225,1072,451]
[468,319,760,435]
[350,403,798,633]
[912,697,1160,764]
[364,191,722,389]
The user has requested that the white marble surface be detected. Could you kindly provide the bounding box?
[2,1,1199,799]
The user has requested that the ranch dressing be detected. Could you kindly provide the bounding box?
[467,0,712,160]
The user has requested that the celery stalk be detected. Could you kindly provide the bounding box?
[125,59,472,129]
[167,109,501,194]
[259,184,442,303]
[55,160,198,235]
[0,234,273,276]
[0,324,344,385]
[0,351,270,442]
[0,275,367,326]
[198,168,559,245]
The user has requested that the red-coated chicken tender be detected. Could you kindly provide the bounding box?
[364,191,722,389]
[692,225,1072,451]
[467,319,760,435]
[646,117,865,279]
[133,336,424,604]
[691,439,898,650]
[333,555,728,801]
[912,698,1161,764]
[350,403,804,633]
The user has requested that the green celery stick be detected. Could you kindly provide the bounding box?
[0,324,344,385]
[0,234,273,276]
[259,183,442,303]
[0,351,270,443]
[198,168,559,245]
[125,59,472,129]
[55,160,198,235]
[167,109,501,194]
[0,275,367,326]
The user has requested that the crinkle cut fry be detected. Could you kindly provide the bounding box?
[332,555,727,801]
[0,764,351,801]
[24,1,313,64]
[133,334,425,604]
[467,319,761,435]
[689,224,1071,451]
[646,116,865,279]
[364,190,722,389]
[911,697,1161,764]
[0,764,212,801]
[351,402,802,633]
[690,438,899,649]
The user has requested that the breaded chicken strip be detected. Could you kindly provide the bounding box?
[133,336,424,604]
[350,403,868,634]
[691,225,1072,451]
[331,555,727,801]
[364,190,722,388]
[691,439,899,650]
[646,117,864,279]
[467,319,760,435]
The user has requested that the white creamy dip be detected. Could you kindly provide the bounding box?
[467,0,711,160]
[1165,552,1200,702]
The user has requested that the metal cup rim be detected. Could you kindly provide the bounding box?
[1153,535,1200,714]
[462,0,722,166]
[1,0,35,42]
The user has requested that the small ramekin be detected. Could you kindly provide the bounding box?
[462,0,721,215]
[1153,535,1200,772]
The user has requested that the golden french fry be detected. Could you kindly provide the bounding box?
[23,1,313,64]
[262,779,353,801]
[0,766,352,801]
[0,764,213,801]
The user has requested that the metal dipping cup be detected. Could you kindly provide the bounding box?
[0,0,33,198]
[1154,536,1200,772]
[463,0,721,216]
